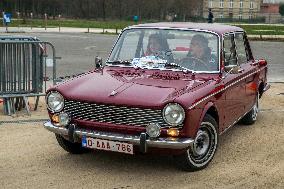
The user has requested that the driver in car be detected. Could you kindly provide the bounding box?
[181,34,217,71]
[145,34,169,56]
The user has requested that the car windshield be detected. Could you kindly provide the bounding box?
[108,28,219,72]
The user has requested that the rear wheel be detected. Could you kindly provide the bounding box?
[241,92,259,125]
[174,114,218,171]
[55,134,89,154]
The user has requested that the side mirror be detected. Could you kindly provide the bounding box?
[224,65,240,74]
[251,59,267,66]
[222,65,243,79]
[95,56,102,68]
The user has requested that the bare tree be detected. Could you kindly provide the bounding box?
[0,0,200,21]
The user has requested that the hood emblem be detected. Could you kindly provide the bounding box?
[109,90,118,96]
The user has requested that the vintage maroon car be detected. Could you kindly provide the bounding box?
[44,22,269,171]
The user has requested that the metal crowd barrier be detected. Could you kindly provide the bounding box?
[0,37,57,115]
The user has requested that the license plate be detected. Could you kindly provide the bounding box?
[82,137,134,155]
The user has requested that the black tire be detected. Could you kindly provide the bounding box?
[240,92,259,125]
[174,114,218,171]
[55,134,89,154]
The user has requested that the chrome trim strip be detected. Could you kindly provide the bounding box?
[43,121,193,149]
[188,67,266,110]
[104,64,221,74]
[127,26,220,36]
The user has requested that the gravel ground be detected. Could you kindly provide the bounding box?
[0,84,283,189]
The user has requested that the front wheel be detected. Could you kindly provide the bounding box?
[174,114,218,171]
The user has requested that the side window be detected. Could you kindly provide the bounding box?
[235,33,248,64]
[243,34,253,61]
[223,34,237,66]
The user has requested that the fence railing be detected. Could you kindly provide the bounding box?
[0,37,57,115]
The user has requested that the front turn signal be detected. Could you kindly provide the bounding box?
[51,114,59,124]
[167,128,180,137]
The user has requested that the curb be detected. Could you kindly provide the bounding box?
[247,34,284,41]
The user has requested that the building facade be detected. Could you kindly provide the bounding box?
[203,0,262,20]
[260,3,281,23]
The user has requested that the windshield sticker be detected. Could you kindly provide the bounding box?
[132,56,167,69]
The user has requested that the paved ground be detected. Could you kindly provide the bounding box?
[0,83,283,189]
[250,41,284,82]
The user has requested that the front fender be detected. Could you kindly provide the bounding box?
[183,101,219,138]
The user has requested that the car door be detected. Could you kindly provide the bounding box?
[221,33,246,131]
[234,32,258,113]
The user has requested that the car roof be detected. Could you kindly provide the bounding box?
[129,22,244,35]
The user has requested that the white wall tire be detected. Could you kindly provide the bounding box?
[174,114,218,171]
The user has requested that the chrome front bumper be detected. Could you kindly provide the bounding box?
[43,121,193,151]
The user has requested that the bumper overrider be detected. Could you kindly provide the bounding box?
[43,121,194,153]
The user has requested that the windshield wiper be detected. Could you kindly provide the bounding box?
[164,62,193,73]
[107,60,132,65]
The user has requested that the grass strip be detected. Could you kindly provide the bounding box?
[5,19,135,29]
[2,19,284,35]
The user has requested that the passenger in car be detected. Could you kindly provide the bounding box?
[181,34,218,71]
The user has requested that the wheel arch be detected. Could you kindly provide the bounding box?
[198,102,219,134]
[258,81,264,99]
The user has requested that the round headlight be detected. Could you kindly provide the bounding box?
[163,103,185,126]
[47,91,64,112]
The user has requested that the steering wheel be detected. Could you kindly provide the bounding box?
[179,56,211,71]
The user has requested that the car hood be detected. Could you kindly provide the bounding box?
[52,67,212,108]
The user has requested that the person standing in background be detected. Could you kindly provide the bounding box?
[208,8,214,23]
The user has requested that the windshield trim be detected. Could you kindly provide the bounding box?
[106,27,221,74]
[105,64,221,74]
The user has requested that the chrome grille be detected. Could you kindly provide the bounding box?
[64,100,174,128]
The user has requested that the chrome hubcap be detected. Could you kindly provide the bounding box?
[193,130,210,156]
[188,122,218,167]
